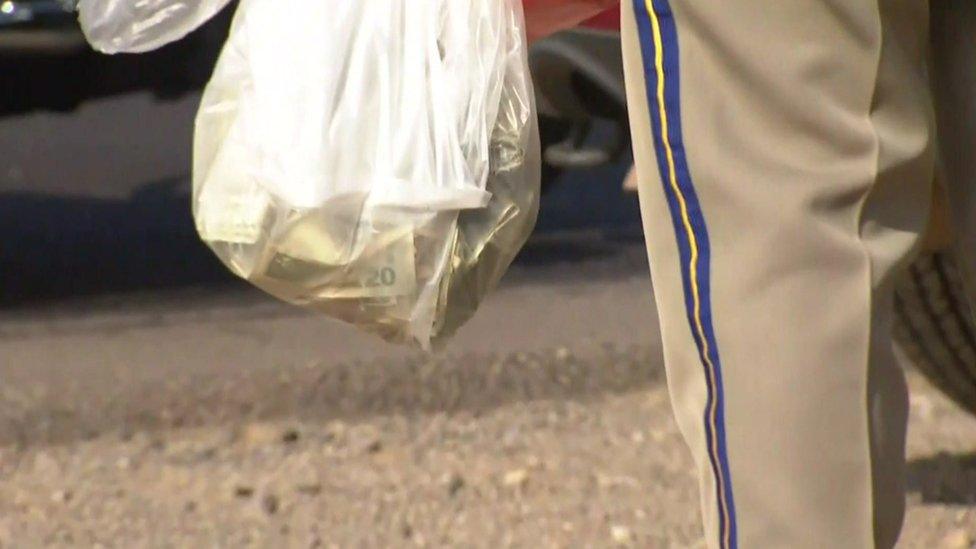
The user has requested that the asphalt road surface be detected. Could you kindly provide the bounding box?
[1,231,975,548]
[1,73,975,547]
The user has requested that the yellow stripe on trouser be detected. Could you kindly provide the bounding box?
[641,2,732,547]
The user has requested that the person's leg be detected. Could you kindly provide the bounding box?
[620,0,934,547]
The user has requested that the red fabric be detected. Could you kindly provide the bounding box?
[522,0,619,42]
[582,7,620,31]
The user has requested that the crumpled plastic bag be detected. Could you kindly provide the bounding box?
[78,0,233,54]
[78,0,541,349]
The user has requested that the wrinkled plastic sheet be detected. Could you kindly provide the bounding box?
[78,0,233,53]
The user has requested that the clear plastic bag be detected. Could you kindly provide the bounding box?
[75,0,540,348]
[191,0,540,348]
[78,0,233,53]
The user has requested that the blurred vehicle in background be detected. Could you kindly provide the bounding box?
[0,0,83,55]
[0,0,232,112]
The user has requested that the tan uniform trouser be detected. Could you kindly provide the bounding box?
[621,0,976,547]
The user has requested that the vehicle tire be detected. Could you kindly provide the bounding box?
[894,250,976,416]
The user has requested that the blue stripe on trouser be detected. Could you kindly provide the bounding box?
[631,0,738,547]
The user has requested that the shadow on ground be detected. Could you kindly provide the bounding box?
[908,451,976,505]
[0,180,231,305]
[1,172,643,306]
